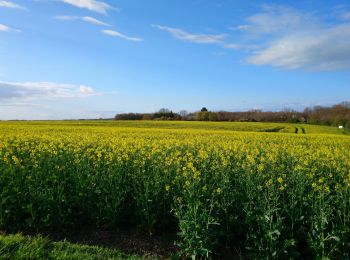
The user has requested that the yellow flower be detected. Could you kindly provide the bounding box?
[266,178,273,187]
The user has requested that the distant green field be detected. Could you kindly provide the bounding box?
[0,120,348,135]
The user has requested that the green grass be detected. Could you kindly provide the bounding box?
[0,233,146,260]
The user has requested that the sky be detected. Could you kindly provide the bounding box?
[0,0,350,119]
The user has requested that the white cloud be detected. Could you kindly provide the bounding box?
[152,24,226,44]
[82,16,110,26]
[0,24,10,32]
[244,5,316,34]
[223,43,240,50]
[247,25,350,70]
[56,15,76,21]
[0,81,117,120]
[0,1,25,10]
[62,0,112,14]
[56,15,110,26]
[232,25,251,31]
[79,85,95,94]
[0,81,98,101]
[231,5,350,71]
[102,29,143,42]
[0,23,21,32]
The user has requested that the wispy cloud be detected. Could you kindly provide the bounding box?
[152,24,226,44]
[56,15,111,26]
[0,102,48,108]
[247,24,350,70]
[0,1,25,10]
[233,25,251,31]
[102,29,143,42]
[223,43,241,50]
[61,0,113,14]
[0,81,99,101]
[82,16,110,26]
[232,5,350,71]
[0,23,21,33]
[237,5,318,35]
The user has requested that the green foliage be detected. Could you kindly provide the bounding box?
[0,233,144,259]
[153,108,175,120]
[196,110,217,121]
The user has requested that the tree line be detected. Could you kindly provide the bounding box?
[115,102,350,128]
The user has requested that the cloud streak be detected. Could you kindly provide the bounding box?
[152,24,226,44]
[0,1,25,10]
[0,23,21,32]
[102,29,143,42]
[223,43,241,50]
[61,0,113,14]
[56,15,111,26]
[0,81,98,101]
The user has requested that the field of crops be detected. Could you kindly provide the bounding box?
[1,121,350,258]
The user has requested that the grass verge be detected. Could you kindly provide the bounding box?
[0,233,148,260]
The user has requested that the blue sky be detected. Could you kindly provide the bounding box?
[0,0,350,119]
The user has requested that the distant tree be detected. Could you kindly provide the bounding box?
[208,112,218,121]
[197,111,210,121]
[197,108,218,121]
[302,102,350,126]
[114,101,350,125]
[340,101,350,108]
[115,113,144,120]
[197,107,210,121]
[179,110,188,117]
[179,110,188,120]
[154,108,175,120]
[158,108,172,114]
[142,114,153,120]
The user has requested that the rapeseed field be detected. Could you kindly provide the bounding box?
[0,121,349,258]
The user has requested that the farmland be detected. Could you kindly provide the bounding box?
[0,121,350,259]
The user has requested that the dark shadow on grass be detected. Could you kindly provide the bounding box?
[259,127,285,133]
[2,226,179,259]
